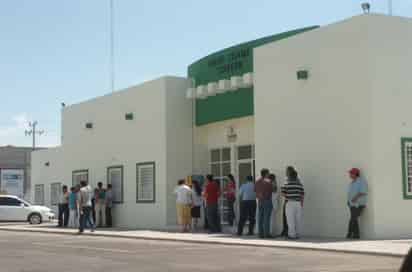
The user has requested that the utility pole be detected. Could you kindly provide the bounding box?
[388,0,393,15]
[25,121,44,150]
[110,0,115,93]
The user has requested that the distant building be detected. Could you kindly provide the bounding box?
[0,146,45,199]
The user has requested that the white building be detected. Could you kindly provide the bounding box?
[32,14,412,238]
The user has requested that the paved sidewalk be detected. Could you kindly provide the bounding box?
[0,223,410,257]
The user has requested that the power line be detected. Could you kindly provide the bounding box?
[24,121,45,150]
[110,0,115,93]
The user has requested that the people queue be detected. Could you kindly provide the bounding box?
[57,181,114,234]
[174,166,368,240]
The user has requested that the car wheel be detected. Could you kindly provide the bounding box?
[29,213,42,224]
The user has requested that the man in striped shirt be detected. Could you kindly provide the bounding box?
[281,168,304,239]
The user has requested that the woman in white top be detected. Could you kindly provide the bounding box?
[191,180,203,231]
[174,180,192,233]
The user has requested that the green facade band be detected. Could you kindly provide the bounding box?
[188,26,318,126]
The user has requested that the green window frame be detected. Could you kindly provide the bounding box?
[50,182,62,206]
[401,138,412,199]
[72,169,89,187]
[136,162,156,203]
[34,184,44,205]
[107,165,124,204]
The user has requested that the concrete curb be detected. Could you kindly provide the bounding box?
[0,227,405,258]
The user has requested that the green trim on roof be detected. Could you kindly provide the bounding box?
[188,26,319,126]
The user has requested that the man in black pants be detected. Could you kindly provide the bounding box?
[280,200,288,236]
[237,176,256,236]
[58,185,69,227]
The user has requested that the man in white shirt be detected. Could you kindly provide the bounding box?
[174,179,192,233]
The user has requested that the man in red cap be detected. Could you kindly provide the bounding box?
[346,168,367,239]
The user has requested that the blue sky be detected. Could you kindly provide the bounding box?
[0,0,410,147]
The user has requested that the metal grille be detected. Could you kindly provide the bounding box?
[34,184,44,205]
[406,143,412,193]
[50,183,61,206]
[137,163,155,202]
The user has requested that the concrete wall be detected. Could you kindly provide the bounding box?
[31,147,65,214]
[164,77,193,226]
[254,15,375,238]
[32,76,191,229]
[193,116,254,176]
[367,15,412,238]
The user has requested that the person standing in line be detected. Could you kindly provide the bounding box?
[105,184,113,227]
[224,174,236,227]
[281,168,304,240]
[269,174,279,236]
[202,179,209,230]
[255,169,273,238]
[91,188,97,225]
[237,175,256,236]
[281,166,295,237]
[346,168,367,239]
[95,182,106,228]
[58,185,69,227]
[68,187,78,228]
[174,179,192,233]
[203,175,220,233]
[191,180,202,231]
[85,182,96,230]
[78,180,95,234]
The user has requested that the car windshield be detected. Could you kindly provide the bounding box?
[20,198,32,206]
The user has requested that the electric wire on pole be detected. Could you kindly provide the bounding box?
[25,121,44,150]
[110,0,115,93]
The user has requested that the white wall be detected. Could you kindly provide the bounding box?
[31,147,65,214]
[193,116,254,176]
[164,77,193,226]
[32,76,192,229]
[254,15,376,238]
[367,15,412,238]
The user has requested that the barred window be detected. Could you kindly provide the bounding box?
[107,166,123,203]
[34,184,44,205]
[136,162,155,203]
[402,138,412,199]
[50,182,61,206]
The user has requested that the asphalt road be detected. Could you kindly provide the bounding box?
[0,231,403,272]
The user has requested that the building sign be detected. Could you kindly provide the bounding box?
[0,169,24,198]
[207,48,250,75]
[188,26,318,126]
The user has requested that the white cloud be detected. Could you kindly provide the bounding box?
[0,113,59,147]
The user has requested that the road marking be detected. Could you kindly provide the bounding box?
[32,242,133,253]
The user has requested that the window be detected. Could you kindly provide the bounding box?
[136,162,155,203]
[72,170,89,187]
[0,197,21,206]
[50,183,61,206]
[210,148,231,177]
[401,138,412,199]
[107,166,123,203]
[34,184,44,205]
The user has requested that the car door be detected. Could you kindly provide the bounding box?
[0,197,28,221]
[0,197,10,220]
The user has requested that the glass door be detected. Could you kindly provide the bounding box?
[210,147,231,225]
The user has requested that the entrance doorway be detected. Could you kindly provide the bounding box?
[209,145,255,225]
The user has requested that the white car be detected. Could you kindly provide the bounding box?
[0,195,55,224]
